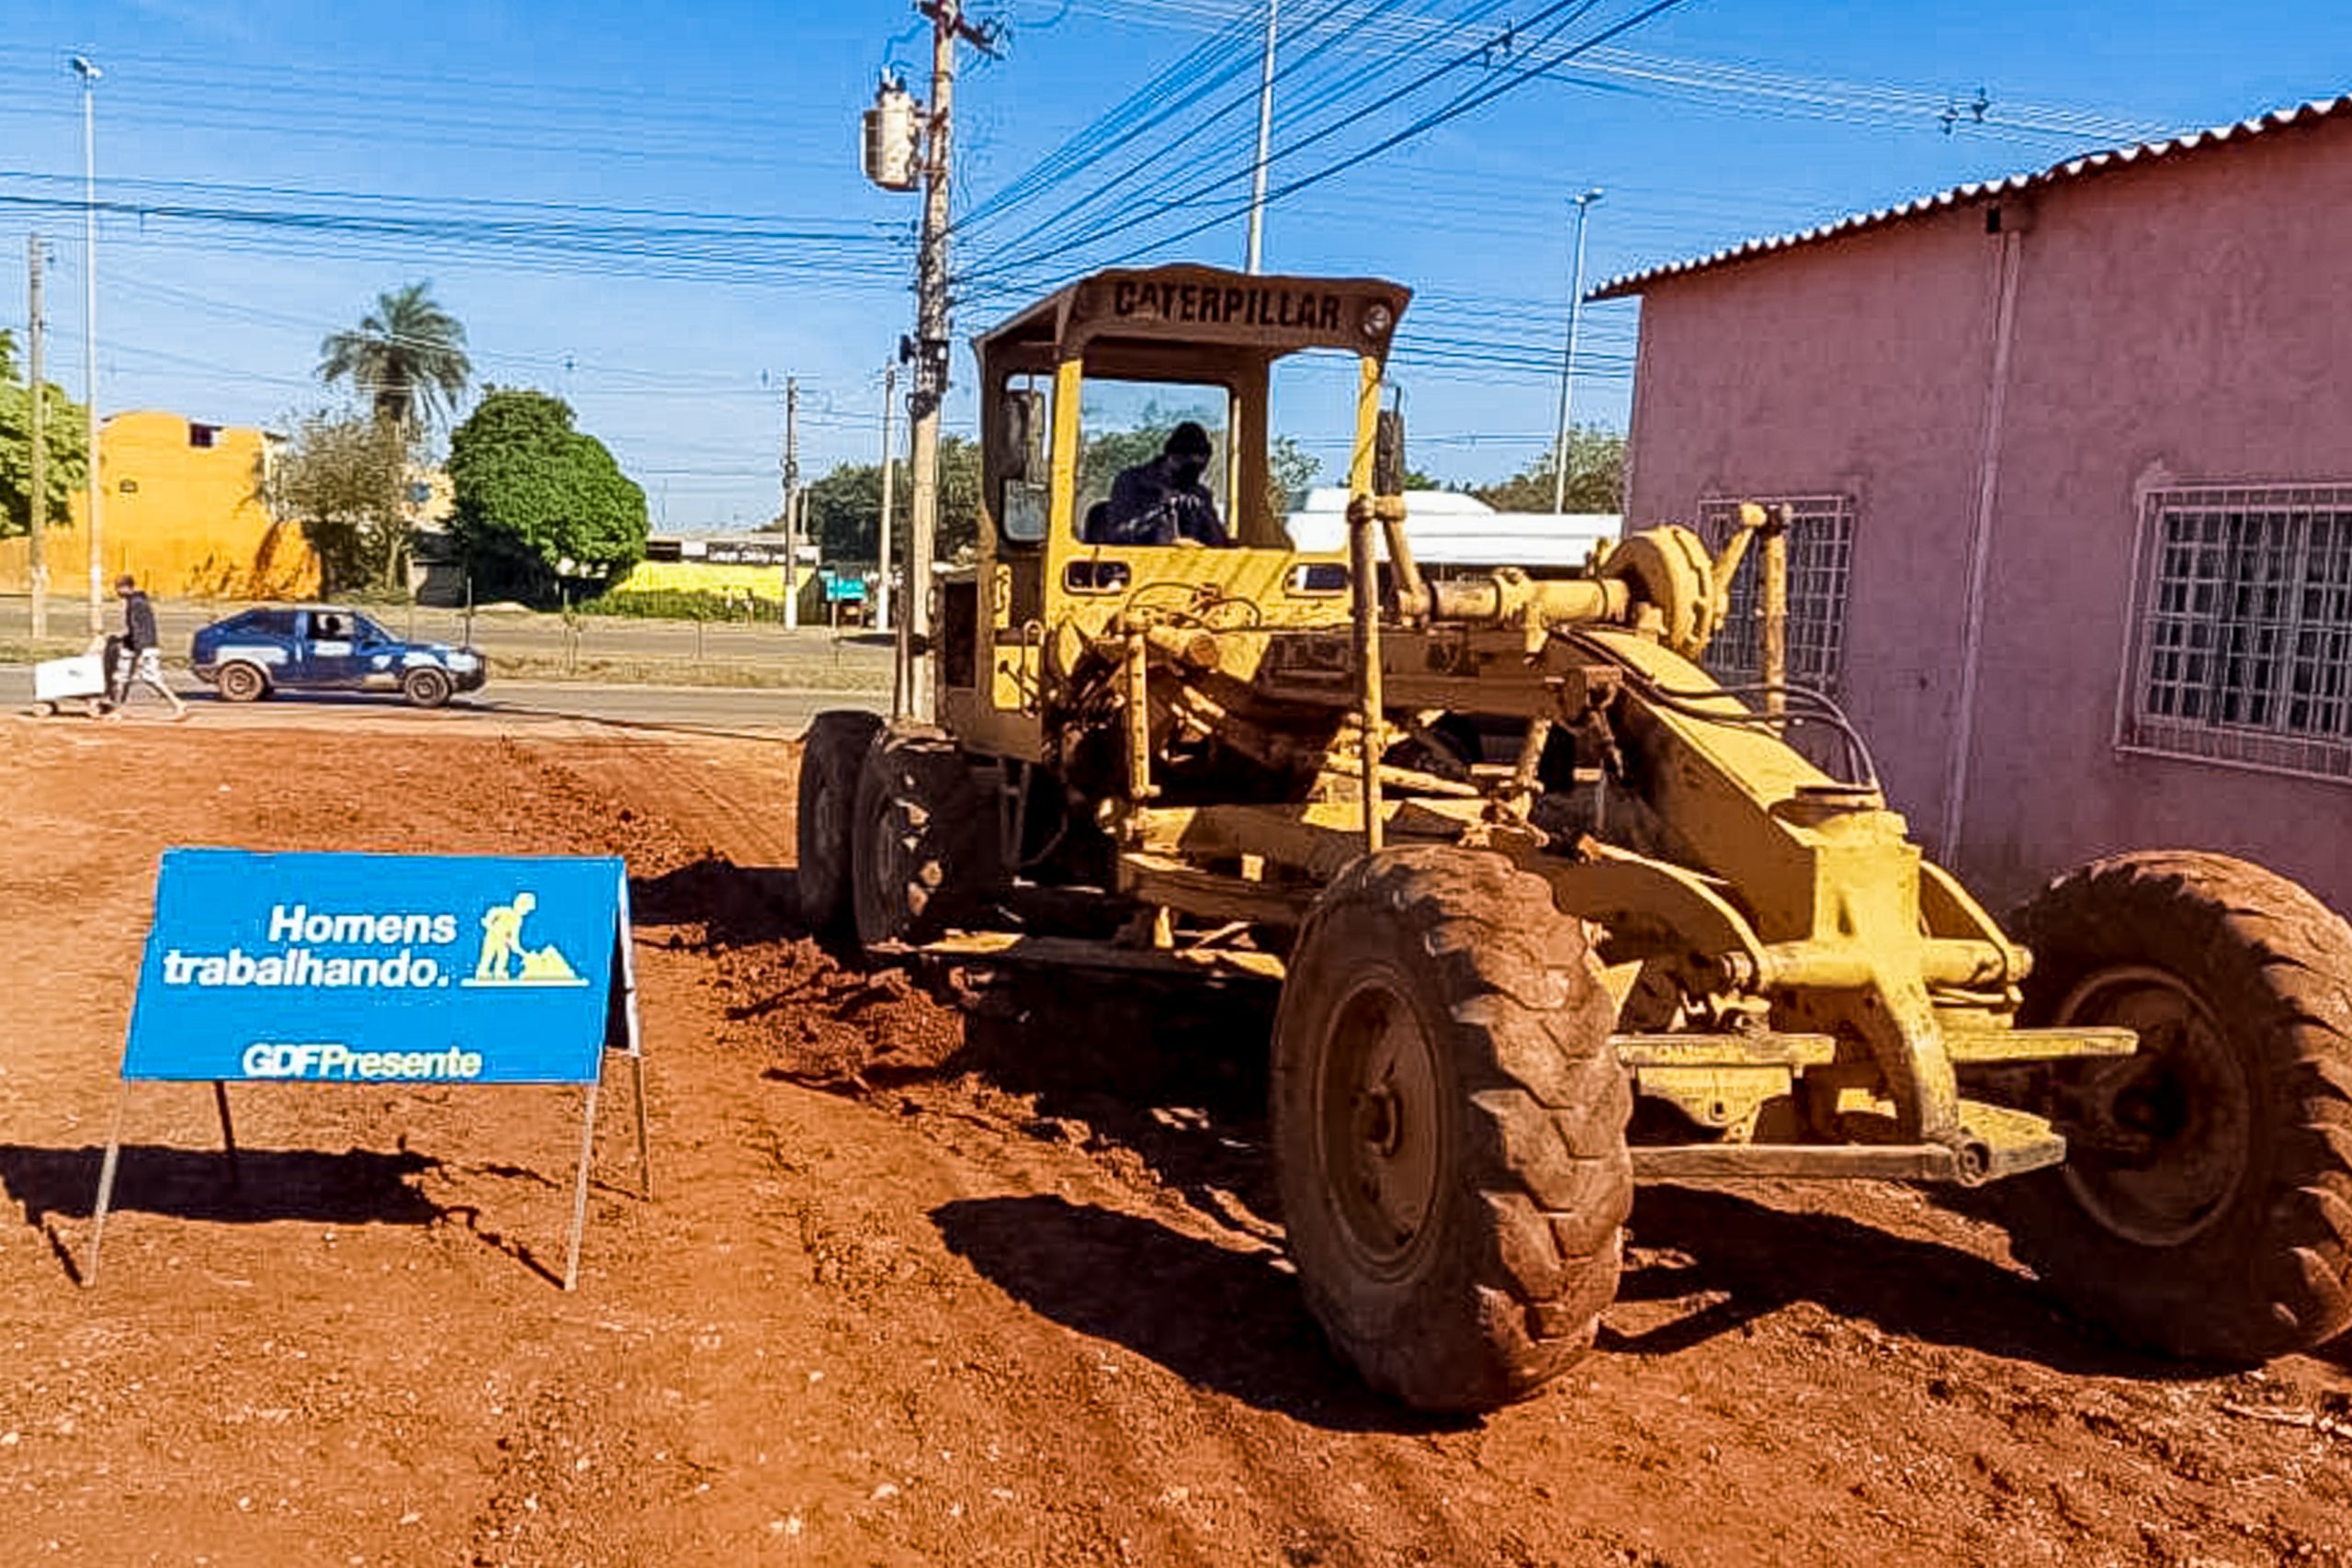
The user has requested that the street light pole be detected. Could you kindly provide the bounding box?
[1244,0,1279,274]
[27,234,48,640]
[1549,186,1602,517]
[73,54,103,635]
[782,375,800,630]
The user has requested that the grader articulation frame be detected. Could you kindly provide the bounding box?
[799,264,2352,1412]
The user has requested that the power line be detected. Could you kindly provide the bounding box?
[954,0,1391,265]
[981,0,1682,290]
[1071,0,2168,144]
[960,0,1593,286]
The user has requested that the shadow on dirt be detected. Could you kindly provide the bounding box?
[630,857,802,948]
[933,1192,1458,1434]
[0,1141,614,1289]
[0,1142,443,1229]
[939,963,1283,1225]
[910,962,2236,1388]
[1611,1184,2205,1381]
[0,1142,446,1284]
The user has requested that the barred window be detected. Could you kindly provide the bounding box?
[1696,494,1856,694]
[2120,485,2352,781]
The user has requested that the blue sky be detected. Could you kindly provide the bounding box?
[3,1,2346,530]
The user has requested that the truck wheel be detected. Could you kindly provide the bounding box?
[401,667,453,708]
[852,726,1002,950]
[797,710,884,935]
[217,662,267,704]
[1272,846,1631,1412]
[2003,851,2352,1360]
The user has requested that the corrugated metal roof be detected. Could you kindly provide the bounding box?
[1589,95,2352,300]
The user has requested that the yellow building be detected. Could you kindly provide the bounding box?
[0,410,321,599]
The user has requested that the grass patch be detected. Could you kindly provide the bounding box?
[481,649,890,693]
[582,588,795,623]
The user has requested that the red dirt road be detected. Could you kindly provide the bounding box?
[1,718,2346,1566]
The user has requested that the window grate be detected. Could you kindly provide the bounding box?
[1696,494,1856,695]
[2121,485,2352,782]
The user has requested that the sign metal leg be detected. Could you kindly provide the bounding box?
[84,1085,132,1288]
[212,1081,243,1190]
[630,1054,653,1202]
[561,1079,603,1292]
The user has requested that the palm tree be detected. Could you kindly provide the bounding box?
[318,282,473,431]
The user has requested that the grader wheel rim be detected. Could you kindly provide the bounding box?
[2052,964,2253,1249]
[1316,965,1445,1280]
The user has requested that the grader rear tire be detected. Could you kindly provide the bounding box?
[1272,846,1631,1413]
[796,710,884,936]
[2004,851,2352,1360]
[852,726,1003,951]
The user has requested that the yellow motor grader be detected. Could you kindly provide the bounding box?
[798,264,2352,1412]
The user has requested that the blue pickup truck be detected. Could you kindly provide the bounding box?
[190,606,488,708]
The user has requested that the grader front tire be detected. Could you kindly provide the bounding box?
[2006,851,2352,1360]
[1271,847,1632,1413]
[852,726,1003,951]
[796,710,884,936]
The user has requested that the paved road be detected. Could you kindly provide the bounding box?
[0,665,883,737]
[0,594,895,686]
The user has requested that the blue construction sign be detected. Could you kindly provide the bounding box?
[121,849,634,1085]
[88,848,649,1293]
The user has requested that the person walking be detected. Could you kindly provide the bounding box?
[107,574,188,721]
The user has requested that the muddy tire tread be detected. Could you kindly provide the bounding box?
[852,725,1001,949]
[796,710,884,936]
[1273,846,1630,1413]
[2008,850,2352,1359]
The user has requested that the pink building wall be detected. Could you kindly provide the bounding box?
[1623,114,2352,915]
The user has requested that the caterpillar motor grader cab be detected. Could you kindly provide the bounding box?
[798,264,2352,1413]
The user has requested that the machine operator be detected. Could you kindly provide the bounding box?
[1085,420,1230,547]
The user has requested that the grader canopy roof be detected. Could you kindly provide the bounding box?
[976,264,1412,362]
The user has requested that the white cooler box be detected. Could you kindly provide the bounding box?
[32,653,110,712]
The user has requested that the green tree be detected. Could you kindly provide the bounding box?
[797,435,991,566]
[0,330,90,539]
[447,388,648,601]
[802,460,899,563]
[1472,426,1625,514]
[319,282,474,432]
[264,412,413,594]
[1270,434,1321,512]
[937,434,982,559]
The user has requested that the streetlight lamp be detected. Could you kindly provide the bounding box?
[1549,186,1602,517]
[71,53,103,636]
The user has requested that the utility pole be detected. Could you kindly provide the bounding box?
[27,234,49,640]
[73,55,103,635]
[876,363,898,634]
[901,0,998,720]
[1244,0,1280,274]
[782,375,800,629]
[1549,186,1603,517]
